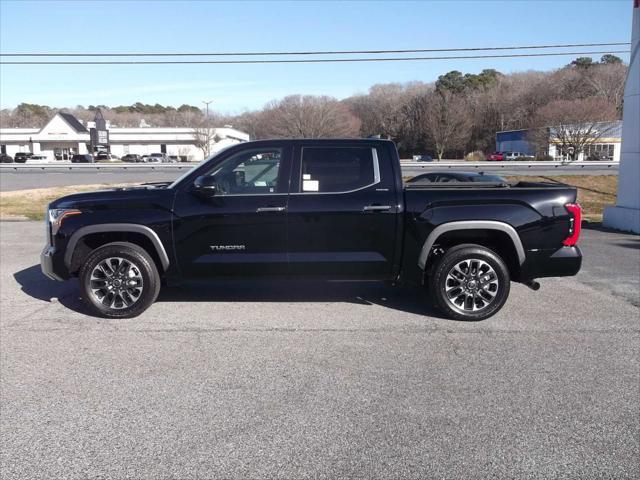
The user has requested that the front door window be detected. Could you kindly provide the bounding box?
[204,148,283,195]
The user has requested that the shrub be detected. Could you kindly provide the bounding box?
[536,154,554,161]
[465,150,485,162]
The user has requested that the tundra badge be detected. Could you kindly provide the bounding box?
[210,245,246,251]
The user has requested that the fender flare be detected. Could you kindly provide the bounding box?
[64,223,170,271]
[418,220,526,270]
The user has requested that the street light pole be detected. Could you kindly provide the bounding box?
[201,100,214,159]
[202,100,213,118]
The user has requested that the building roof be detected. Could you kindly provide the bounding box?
[496,128,529,134]
[58,112,88,133]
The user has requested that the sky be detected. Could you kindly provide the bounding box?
[0,0,633,114]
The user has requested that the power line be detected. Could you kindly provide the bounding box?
[0,42,630,57]
[0,50,630,65]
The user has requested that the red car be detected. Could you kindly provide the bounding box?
[487,152,505,161]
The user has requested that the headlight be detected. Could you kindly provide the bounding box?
[48,208,82,235]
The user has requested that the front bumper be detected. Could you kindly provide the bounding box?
[40,246,64,281]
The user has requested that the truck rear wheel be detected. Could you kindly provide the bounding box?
[79,242,161,318]
[430,244,510,321]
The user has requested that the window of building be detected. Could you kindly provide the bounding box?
[123,145,130,154]
[584,143,615,161]
[300,147,379,193]
[205,148,282,195]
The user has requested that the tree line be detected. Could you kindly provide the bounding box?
[0,55,626,159]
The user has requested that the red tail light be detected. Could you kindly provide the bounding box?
[563,203,582,246]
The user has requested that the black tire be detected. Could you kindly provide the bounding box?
[79,242,161,318]
[429,244,510,321]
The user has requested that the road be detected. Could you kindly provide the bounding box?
[0,169,184,191]
[0,163,619,191]
[0,222,638,479]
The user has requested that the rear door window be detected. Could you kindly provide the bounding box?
[299,147,379,193]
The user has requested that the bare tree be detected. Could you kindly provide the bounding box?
[262,95,360,138]
[348,82,430,143]
[233,110,271,140]
[191,114,220,159]
[192,125,217,159]
[420,90,472,160]
[0,109,18,127]
[584,63,627,111]
[349,84,407,139]
[530,97,618,161]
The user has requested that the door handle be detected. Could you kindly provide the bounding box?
[363,205,391,212]
[256,206,286,213]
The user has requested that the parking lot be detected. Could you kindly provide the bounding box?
[0,222,638,478]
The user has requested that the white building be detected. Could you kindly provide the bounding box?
[0,112,250,161]
[547,121,623,162]
[496,120,623,162]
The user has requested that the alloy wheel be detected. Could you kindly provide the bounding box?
[444,258,499,313]
[89,257,144,310]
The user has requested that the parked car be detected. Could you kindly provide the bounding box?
[13,152,33,163]
[121,154,143,163]
[0,154,13,163]
[142,155,161,163]
[149,153,169,163]
[41,139,582,321]
[95,153,120,162]
[71,154,94,163]
[167,155,181,163]
[503,152,531,161]
[487,152,505,161]
[25,155,51,163]
[412,154,433,162]
[406,171,507,184]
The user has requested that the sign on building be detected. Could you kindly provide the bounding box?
[89,109,109,153]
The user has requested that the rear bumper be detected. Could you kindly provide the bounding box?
[520,246,582,280]
[40,246,64,281]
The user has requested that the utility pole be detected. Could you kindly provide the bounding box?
[202,100,213,119]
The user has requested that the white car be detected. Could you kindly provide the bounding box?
[503,152,533,161]
[142,154,162,163]
[149,153,169,163]
[25,155,52,163]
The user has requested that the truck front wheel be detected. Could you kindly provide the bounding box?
[79,242,161,318]
[430,244,510,321]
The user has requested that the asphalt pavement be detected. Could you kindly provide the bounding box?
[0,222,638,479]
[0,170,184,191]
[0,163,619,191]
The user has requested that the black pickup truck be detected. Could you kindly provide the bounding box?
[41,139,582,320]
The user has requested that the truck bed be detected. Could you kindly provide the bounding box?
[404,180,572,190]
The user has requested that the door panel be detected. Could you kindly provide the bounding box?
[172,145,291,277]
[286,144,398,279]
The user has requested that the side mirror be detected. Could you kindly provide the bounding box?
[193,175,218,197]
